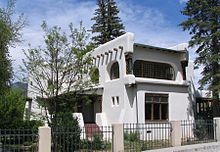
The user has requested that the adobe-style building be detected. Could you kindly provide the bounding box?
[77,32,195,127]
[26,32,196,126]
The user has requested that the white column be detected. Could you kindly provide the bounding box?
[112,124,124,152]
[38,126,51,152]
[170,121,181,147]
[214,117,220,141]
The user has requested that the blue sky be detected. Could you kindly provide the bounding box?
[1,0,200,85]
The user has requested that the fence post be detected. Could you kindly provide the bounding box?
[170,121,181,147]
[214,117,220,141]
[38,125,51,152]
[112,123,124,152]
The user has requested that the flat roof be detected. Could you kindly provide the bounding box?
[134,43,187,54]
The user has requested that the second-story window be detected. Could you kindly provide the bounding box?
[110,62,119,80]
[133,60,175,80]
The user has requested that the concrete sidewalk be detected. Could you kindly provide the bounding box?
[145,142,220,152]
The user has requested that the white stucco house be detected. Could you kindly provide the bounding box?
[26,32,196,126]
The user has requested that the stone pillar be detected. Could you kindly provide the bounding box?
[214,117,220,141]
[170,121,181,147]
[112,124,124,152]
[39,125,51,152]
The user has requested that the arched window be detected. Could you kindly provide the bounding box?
[133,60,175,80]
[110,62,119,80]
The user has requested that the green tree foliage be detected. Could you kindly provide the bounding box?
[51,112,81,151]
[91,0,125,45]
[90,67,99,84]
[180,0,220,99]
[0,88,26,128]
[0,0,25,95]
[22,21,94,125]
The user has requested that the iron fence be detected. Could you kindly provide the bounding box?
[51,125,112,152]
[124,122,171,151]
[0,129,38,152]
[181,119,216,145]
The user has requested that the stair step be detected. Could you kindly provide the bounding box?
[84,123,101,137]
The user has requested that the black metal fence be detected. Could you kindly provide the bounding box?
[181,119,216,145]
[124,122,171,151]
[0,129,38,152]
[51,125,112,152]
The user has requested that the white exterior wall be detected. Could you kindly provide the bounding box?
[26,32,195,125]
[91,32,193,125]
[135,84,193,123]
[132,45,193,123]
[92,33,136,124]
[133,46,186,84]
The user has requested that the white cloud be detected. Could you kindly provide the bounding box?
[8,0,200,85]
[118,0,189,47]
[9,0,96,79]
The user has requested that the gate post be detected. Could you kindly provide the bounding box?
[214,117,220,141]
[170,121,181,147]
[112,124,124,152]
[39,125,51,152]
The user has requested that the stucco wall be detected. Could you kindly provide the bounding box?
[136,83,193,123]
[133,45,186,84]
[91,32,193,125]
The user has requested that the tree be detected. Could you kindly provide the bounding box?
[0,88,26,128]
[0,0,26,96]
[22,21,94,125]
[106,0,125,40]
[91,0,125,45]
[180,0,220,99]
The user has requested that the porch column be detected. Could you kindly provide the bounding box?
[214,117,220,141]
[112,123,124,152]
[39,125,51,152]
[170,121,181,147]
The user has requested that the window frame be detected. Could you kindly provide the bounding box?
[133,60,175,80]
[110,62,120,80]
[145,93,169,121]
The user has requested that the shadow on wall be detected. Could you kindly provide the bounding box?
[125,85,136,108]
[187,78,197,119]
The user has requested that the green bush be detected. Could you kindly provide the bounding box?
[80,134,110,150]
[124,131,140,142]
[0,88,26,129]
[194,119,208,140]
[51,112,81,152]
[0,120,42,150]
[92,134,104,150]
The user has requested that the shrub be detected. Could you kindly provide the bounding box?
[193,119,209,140]
[51,112,81,152]
[124,131,140,142]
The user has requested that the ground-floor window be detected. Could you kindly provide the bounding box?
[145,93,168,121]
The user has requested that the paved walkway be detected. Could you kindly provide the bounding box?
[145,142,220,152]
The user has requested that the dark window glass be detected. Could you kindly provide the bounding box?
[153,103,160,120]
[110,62,119,80]
[161,104,168,120]
[133,60,142,77]
[145,93,168,121]
[133,60,175,80]
[145,103,152,120]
